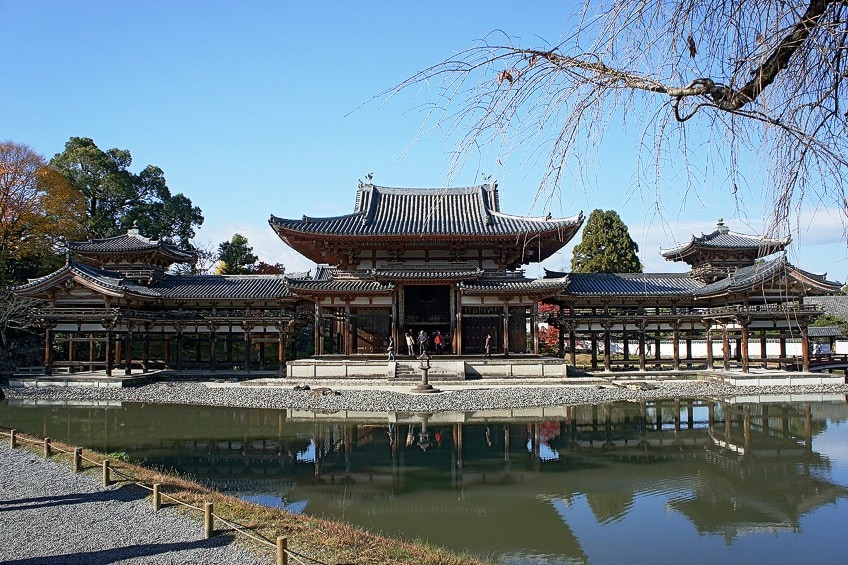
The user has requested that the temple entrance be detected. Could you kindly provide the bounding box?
[403,285,452,354]
[461,307,502,355]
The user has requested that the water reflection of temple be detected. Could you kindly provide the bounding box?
[2,398,847,561]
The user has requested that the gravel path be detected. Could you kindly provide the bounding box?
[0,442,268,565]
[3,377,848,413]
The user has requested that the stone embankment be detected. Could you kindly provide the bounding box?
[4,378,848,412]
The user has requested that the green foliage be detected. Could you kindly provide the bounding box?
[570,209,641,273]
[811,314,848,335]
[49,137,203,246]
[216,233,258,274]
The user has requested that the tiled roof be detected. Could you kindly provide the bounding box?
[284,278,395,294]
[269,183,583,238]
[373,268,483,281]
[694,256,787,297]
[808,326,842,338]
[152,275,292,300]
[559,272,703,296]
[15,261,160,298]
[68,232,195,262]
[662,224,789,260]
[805,296,848,317]
[459,276,569,295]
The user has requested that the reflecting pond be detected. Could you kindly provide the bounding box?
[2,395,848,564]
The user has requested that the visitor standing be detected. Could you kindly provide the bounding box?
[434,331,443,354]
[387,336,396,361]
[405,330,416,356]
[484,334,492,358]
[418,330,429,355]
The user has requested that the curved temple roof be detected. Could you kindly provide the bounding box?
[67,230,195,264]
[270,183,583,239]
[661,220,790,262]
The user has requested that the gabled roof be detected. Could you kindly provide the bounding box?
[68,229,195,263]
[269,183,583,240]
[693,255,842,298]
[372,268,484,282]
[14,260,160,298]
[661,220,789,262]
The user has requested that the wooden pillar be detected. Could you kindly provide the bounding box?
[622,329,630,368]
[685,332,693,368]
[176,326,184,372]
[313,303,321,357]
[67,334,75,373]
[344,305,352,355]
[104,327,113,377]
[114,337,121,370]
[568,326,577,366]
[164,333,171,368]
[638,326,646,371]
[456,309,463,357]
[278,329,286,374]
[243,327,252,371]
[722,326,730,369]
[209,326,217,372]
[124,327,132,376]
[43,326,54,376]
[603,325,611,372]
[760,330,768,368]
[706,326,714,370]
[672,323,680,370]
[740,321,750,373]
[531,303,539,355]
[590,331,598,370]
[195,327,202,365]
[89,335,95,372]
[800,324,810,372]
[502,303,510,356]
[142,325,150,373]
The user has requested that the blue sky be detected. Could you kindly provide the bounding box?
[3,1,846,281]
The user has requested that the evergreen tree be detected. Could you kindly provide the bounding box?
[216,233,258,274]
[570,209,642,273]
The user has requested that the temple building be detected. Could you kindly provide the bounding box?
[270,182,583,357]
[12,181,843,378]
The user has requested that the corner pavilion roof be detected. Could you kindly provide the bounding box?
[269,183,584,265]
[15,260,293,301]
[67,229,195,264]
[661,220,789,263]
[546,255,840,300]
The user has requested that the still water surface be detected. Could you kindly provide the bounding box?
[2,396,848,564]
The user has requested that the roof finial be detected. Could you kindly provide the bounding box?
[128,220,140,236]
[716,218,729,234]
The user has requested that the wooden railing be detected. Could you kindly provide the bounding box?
[1,427,322,565]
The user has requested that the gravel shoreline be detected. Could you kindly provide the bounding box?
[0,441,266,565]
[4,377,848,413]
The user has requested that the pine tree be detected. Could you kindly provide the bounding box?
[570,209,641,273]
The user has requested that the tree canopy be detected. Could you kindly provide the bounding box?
[0,141,86,283]
[216,233,259,274]
[49,137,203,247]
[389,1,848,236]
[571,209,642,273]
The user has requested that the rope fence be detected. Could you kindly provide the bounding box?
[1,427,322,565]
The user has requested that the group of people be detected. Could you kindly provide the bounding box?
[388,330,450,360]
[389,330,495,360]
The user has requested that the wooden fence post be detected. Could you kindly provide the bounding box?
[204,502,214,538]
[9,429,16,448]
[73,448,82,472]
[277,536,288,565]
[152,483,161,511]
[102,459,111,486]
[43,437,51,458]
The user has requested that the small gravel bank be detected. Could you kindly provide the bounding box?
[0,442,266,565]
[4,378,848,412]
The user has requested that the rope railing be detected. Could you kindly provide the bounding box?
[0,427,323,565]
